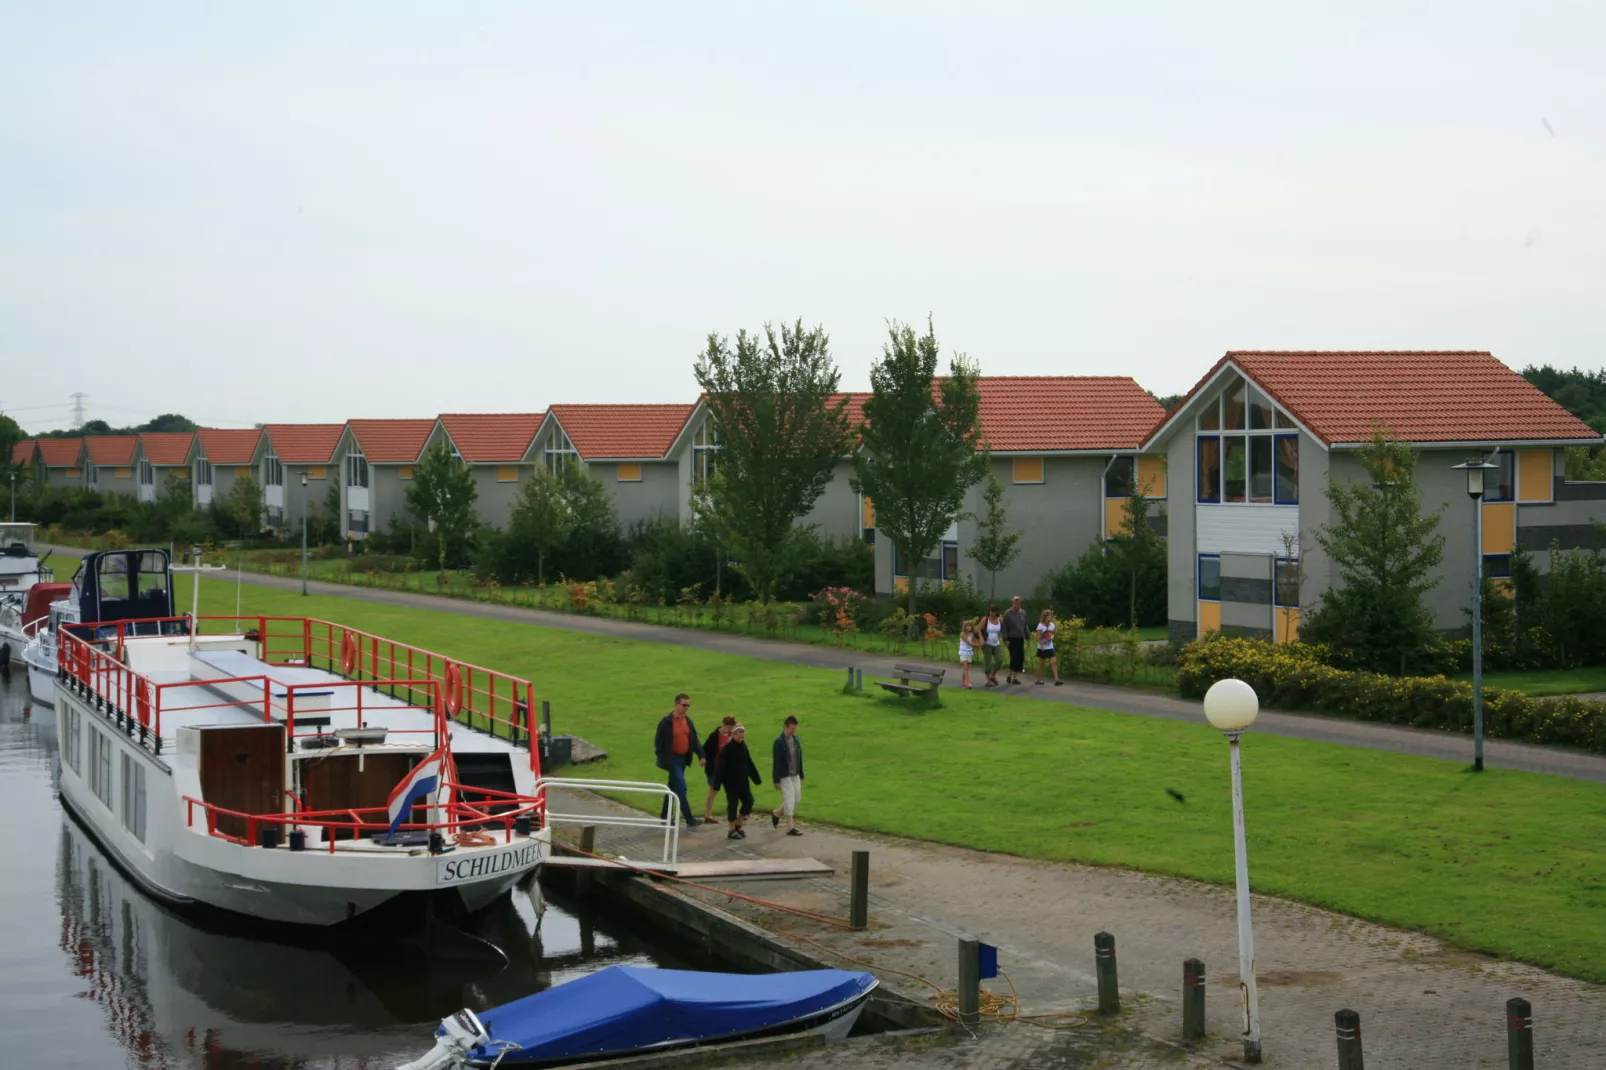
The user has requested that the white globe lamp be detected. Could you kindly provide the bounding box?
[1203,678,1259,734]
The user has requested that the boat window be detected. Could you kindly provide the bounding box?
[121,753,147,842]
[97,554,133,600]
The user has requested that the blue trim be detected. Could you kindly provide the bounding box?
[1274,556,1299,607]
[1197,553,1221,601]
[1273,433,1300,505]
[1483,553,1512,579]
[1196,436,1221,504]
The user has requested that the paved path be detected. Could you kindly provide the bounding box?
[149,551,1606,784]
[551,787,1606,1069]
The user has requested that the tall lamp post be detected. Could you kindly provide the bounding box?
[300,471,309,597]
[1204,677,1262,1063]
[1452,457,1499,772]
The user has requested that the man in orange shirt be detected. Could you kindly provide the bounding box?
[654,692,706,827]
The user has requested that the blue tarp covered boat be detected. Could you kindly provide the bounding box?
[397,966,878,1069]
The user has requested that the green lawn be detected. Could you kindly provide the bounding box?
[1466,667,1606,697]
[153,567,1606,985]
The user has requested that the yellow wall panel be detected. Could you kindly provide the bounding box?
[398,466,414,480]
[1517,450,1553,503]
[1275,607,1301,644]
[1012,457,1044,484]
[235,467,251,478]
[306,465,326,479]
[861,496,875,529]
[1104,498,1128,538]
[1482,501,1516,555]
[616,462,642,482]
[115,467,130,478]
[1137,454,1167,497]
[1198,601,1221,634]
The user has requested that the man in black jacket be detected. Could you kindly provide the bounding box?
[653,692,705,827]
[769,715,805,836]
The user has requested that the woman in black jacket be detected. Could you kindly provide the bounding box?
[701,715,736,823]
[715,724,762,839]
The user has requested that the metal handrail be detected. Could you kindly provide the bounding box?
[532,777,683,864]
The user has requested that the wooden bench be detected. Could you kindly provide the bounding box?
[874,663,945,699]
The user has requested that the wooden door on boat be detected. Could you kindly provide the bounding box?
[198,724,286,841]
[299,751,419,841]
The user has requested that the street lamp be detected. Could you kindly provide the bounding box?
[1452,457,1500,773]
[300,471,309,597]
[1203,677,1262,1064]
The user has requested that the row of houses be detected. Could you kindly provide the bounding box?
[14,351,1606,640]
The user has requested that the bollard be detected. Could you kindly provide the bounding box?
[1094,932,1119,1014]
[1182,958,1206,1040]
[1506,998,1534,1070]
[1334,1009,1364,1070]
[855,668,863,692]
[957,937,981,1028]
[846,667,855,690]
[575,825,597,894]
[541,700,552,737]
[849,851,870,929]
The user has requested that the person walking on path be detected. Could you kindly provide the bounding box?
[654,692,705,827]
[1001,596,1029,685]
[957,617,980,688]
[1035,609,1062,686]
[701,715,737,823]
[715,723,762,839]
[982,604,1004,687]
[770,715,806,836]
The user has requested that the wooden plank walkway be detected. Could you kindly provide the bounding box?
[543,855,834,881]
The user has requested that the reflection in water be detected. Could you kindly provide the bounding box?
[0,673,689,1070]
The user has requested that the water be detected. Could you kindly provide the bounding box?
[0,671,691,1070]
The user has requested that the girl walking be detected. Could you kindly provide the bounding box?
[982,605,1004,687]
[716,724,762,839]
[1035,609,1062,686]
[957,617,981,688]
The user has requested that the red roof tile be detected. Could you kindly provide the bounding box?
[137,431,195,466]
[438,413,545,463]
[1158,352,1601,447]
[85,435,138,466]
[36,438,83,467]
[262,424,344,464]
[547,404,696,460]
[346,419,437,464]
[971,377,1166,451]
[12,439,37,465]
[195,428,263,465]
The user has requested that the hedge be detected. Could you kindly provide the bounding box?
[1176,634,1606,756]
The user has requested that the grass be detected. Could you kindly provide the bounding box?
[151,563,1606,985]
[1466,667,1606,697]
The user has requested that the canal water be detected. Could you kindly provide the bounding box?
[0,671,692,1070]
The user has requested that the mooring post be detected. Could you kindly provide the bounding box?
[957,937,981,1028]
[1506,998,1534,1070]
[849,850,869,929]
[1095,932,1119,1014]
[845,666,855,691]
[1182,958,1206,1040]
[855,667,863,691]
[575,825,597,894]
[1335,1009,1364,1070]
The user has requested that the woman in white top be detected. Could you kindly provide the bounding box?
[982,604,1004,687]
[1035,609,1062,686]
[957,618,980,689]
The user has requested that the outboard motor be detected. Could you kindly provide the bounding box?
[394,1008,494,1070]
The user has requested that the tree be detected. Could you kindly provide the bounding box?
[1108,476,1165,629]
[405,442,479,571]
[546,463,625,579]
[223,473,263,537]
[692,320,854,604]
[0,413,23,495]
[321,481,342,544]
[1301,431,1445,674]
[508,465,575,583]
[851,318,988,613]
[969,474,1021,601]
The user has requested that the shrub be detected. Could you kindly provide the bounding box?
[1177,634,1606,755]
[1038,541,1166,628]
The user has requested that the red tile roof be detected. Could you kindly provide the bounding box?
[36,438,83,467]
[438,413,545,463]
[262,424,344,464]
[85,435,138,466]
[1157,352,1601,447]
[972,377,1166,452]
[12,439,36,465]
[547,404,696,460]
[346,419,436,463]
[195,428,263,465]
[137,431,195,466]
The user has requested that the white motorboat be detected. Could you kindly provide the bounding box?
[0,522,53,666]
[20,580,73,706]
[49,546,678,942]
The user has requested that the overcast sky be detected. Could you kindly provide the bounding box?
[4,2,1603,433]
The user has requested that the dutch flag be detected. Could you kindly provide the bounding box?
[386,744,448,838]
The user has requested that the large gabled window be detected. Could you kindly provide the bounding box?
[1196,378,1298,505]
[346,450,369,488]
[692,421,719,484]
[261,446,284,488]
[545,426,578,473]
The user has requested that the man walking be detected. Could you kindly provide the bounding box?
[1001,596,1029,685]
[654,692,705,827]
[769,715,805,836]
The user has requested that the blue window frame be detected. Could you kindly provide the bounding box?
[1483,554,1512,579]
[1274,434,1299,504]
[1484,451,1515,503]
[895,542,959,581]
[1197,436,1221,503]
[1198,554,1221,601]
[1274,557,1299,607]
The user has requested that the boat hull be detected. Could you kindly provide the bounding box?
[24,650,55,706]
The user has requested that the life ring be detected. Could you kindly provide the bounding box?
[135,678,152,728]
[452,830,496,847]
[341,630,357,676]
[442,662,463,718]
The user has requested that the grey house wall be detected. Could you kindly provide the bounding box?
[1219,552,1275,638]
[470,465,526,530]
[1519,475,1606,567]
[45,467,82,490]
[90,467,137,498]
[276,464,333,534]
[595,461,679,530]
[1164,430,1197,646]
[798,461,863,545]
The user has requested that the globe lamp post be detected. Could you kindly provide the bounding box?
[1204,677,1262,1063]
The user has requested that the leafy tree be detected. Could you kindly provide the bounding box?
[0,413,24,496]
[223,473,264,537]
[1300,431,1446,674]
[692,320,853,604]
[545,462,625,579]
[1108,476,1165,629]
[508,465,574,583]
[851,318,988,613]
[405,442,479,571]
[320,481,342,544]
[969,474,1021,601]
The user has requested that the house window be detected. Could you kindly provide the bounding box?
[346,452,369,489]
[1274,435,1299,504]
[496,466,519,482]
[1198,554,1222,601]
[1012,457,1044,484]
[1197,379,1297,506]
[545,426,579,473]
[85,464,98,486]
[137,459,154,486]
[262,447,284,488]
[193,458,212,486]
[63,707,80,773]
[121,753,147,843]
[617,463,642,482]
[348,510,369,534]
[1484,451,1515,503]
[1274,558,1300,607]
[894,541,960,581]
[1197,437,1220,503]
[691,422,718,484]
[1483,554,1512,579]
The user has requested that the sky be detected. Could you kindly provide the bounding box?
[3,2,1604,434]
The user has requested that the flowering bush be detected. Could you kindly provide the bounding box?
[1177,634,1606,755]
[810,586,870,645]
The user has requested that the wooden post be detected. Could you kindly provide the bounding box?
[1182,958,1206,1040]
[1335,1009,1364,1070]
[849,851,869,929]
[957,937,980,1028]
[846,666,855,690]
[1094,932,1119,1014]
[1506,998,1534,1070]
[575,825,596,894]
[855,668,863,692]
